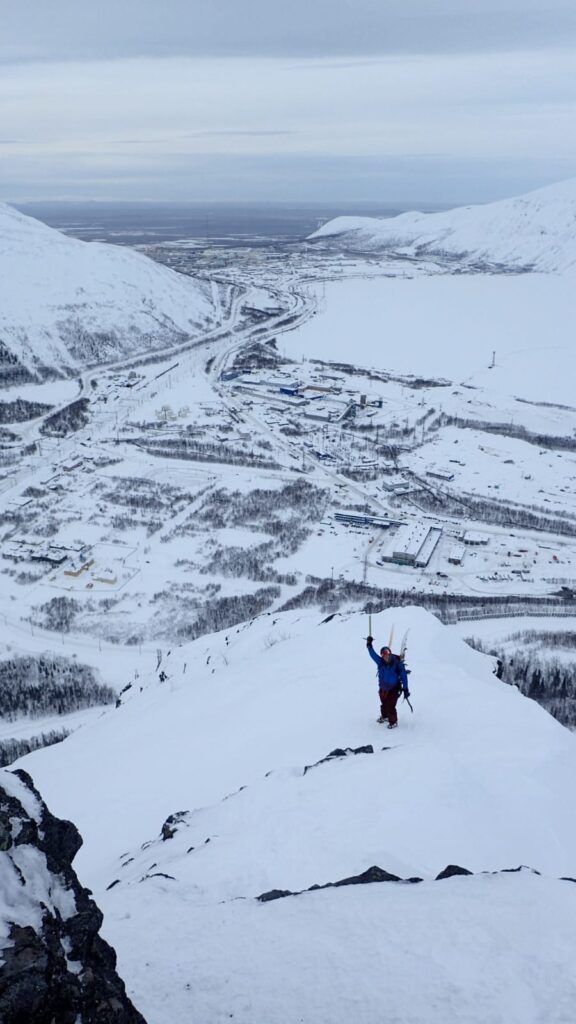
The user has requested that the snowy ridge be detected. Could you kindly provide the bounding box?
[309,177,576,273]
[0,203,227,382]
[18,606,576,1023]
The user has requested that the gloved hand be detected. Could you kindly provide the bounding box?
[366,635,373,646]
[404,690,411,699]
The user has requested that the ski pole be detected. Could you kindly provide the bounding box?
[404,695,414,713]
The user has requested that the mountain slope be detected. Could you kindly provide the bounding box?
[15,606,576,1023]
[309,177,576,273]
[0,203,228,384]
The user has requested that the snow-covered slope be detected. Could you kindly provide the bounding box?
[15,606,576,1023]
[0,203,226,382]
[309,177,576,273]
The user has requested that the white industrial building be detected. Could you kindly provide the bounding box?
[463,530,490,546]
[379,522,443,568]
[392,523,429,563]
[414,528,443,567]
[448,543,466,565]
[301,405,336,421]
[382,479,412,494]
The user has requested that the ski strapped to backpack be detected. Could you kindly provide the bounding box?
[398,629,413,712]
[366,619,414,713]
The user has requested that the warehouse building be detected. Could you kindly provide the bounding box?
[463,530,490,546]
[380,523,443,568]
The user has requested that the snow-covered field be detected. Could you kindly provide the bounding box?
[283,272,573,405]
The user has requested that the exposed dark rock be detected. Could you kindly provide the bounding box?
[257,865,402,903]
[139,872,176,882]
[0,768,147,1024]
[331,865,401,887]
[500,865,540,875]
[257,863,557,906]
[435,864,473,880]
[303,745,374,774]
[257,888,295,903]
[161,811,189,841]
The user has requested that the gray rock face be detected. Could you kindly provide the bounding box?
[0,768,146,1024]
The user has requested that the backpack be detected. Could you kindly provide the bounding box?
[392,654,407,696]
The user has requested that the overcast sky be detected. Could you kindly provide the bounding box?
[2,0,576,204]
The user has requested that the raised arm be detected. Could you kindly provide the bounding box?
[366,638,381,666]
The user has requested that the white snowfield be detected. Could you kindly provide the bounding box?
[0,203,224,378]
[15,606,576,1024]
[290,177,576,406]
[283,270,574,405]
[310,177,576,273]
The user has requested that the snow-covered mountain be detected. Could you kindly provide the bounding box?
[0,203,228,384]
[11,606,576,1023]
[309,177,576,273]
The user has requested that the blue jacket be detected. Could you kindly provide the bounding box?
[367,645,409,693]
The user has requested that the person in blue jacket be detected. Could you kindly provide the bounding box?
[366,636,409,728]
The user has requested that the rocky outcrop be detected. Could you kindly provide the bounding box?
[0,768,146,1024]
[256,864,550,903]
[303,745,374,775]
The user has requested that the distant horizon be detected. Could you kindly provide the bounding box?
[6,173,571,212]
[1,185,558,245]
[11,197,453,210]
[8,198,439,245]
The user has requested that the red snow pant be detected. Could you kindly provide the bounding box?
[379,687,400,726]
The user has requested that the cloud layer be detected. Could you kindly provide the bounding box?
[4,0,576,61]
[2,3,575,201]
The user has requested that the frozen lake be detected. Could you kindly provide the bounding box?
[285,272,573,406]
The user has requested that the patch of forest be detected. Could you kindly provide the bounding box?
[0,728,70,768]
[465,635,576,729]
[440,412,576,453]
[279,575,576,622]
[40,398,90,437]
[138,436,280,470]
[0,654,115,718]
[412,487,576,537]
[0,398,53,423]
